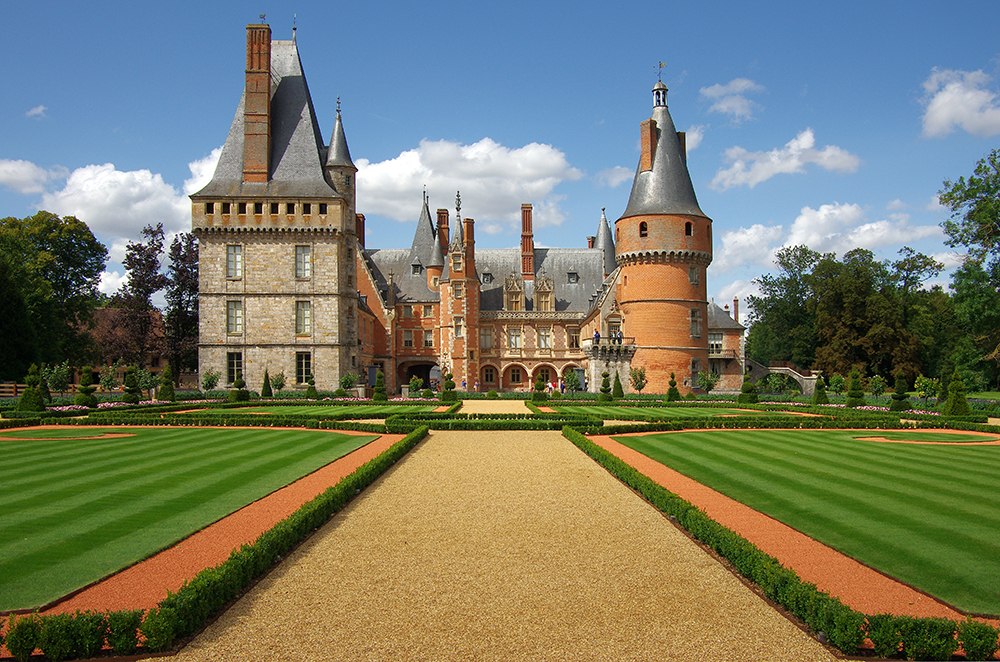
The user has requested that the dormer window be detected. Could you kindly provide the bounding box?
[567,272,579,283]
[452,255,462,273]
[412,264,422,275]
[482,272,493,284]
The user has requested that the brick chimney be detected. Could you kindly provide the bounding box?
[521,203,534,279]
[243,24,271,184]
[639,119,658,172]
[586,236,596,249]
[464,217,475,276]
[436,208,450,255]
[355,213,366,249]
[733,297,739,324]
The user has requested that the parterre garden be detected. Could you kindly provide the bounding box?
[1,395,999,660]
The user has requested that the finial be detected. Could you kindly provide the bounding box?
[292,13,297,39]
[657,60,666,81]
[337,95,341,114]
[455,191,462,218]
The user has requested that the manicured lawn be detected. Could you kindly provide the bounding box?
[614,428,1000,615]
[553,405,792,419]
[229,404,438,416]
[0,427,377,610]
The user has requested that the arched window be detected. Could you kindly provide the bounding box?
[639,221,648,237]
[685,221,693,236]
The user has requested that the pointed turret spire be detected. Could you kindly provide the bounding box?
[594,207,616,276]
[326,99,355,169]
[409,191,444,269]
[450,191,464,250]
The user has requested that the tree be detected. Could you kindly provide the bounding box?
[563,370,581,393]
[914,375,939,407]
[122,366,141,404]
[829,374,846,395]
[532,373,548,403]
[270,370,286,392]
[889,371,911,412]
[612,372,624,399]
[665,372,681,402]
[159,365,176,402]
[697,370,720,394]
[942,371,971,416]
[261,368,273,398]
[811,377,829,405]
[74,366,98,408]
[0,211,107,373]
[201,368,221,391]
[42,361,71,397]
[845,368,866,408]
[15,364,47,412]
[868,374,888,402]
[629,367,647,393]
[164,233,199,381]
[950,258,1000,389]
[598,371,612,403]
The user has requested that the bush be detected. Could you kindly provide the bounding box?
[38,613,76,661]
[958,618,1000,661]
[943,371,971,416]
[141,606,178,652]
[72,610,108,660]
[122,365,141,404]
[440,372,456,402]
[888,370,911,411]
[408,375,423,393]
[736,377,758,404]
[866,613,902,659]
[6,612,41,662]
[845,368,866,408]
[16,364,47,412]
[422,388,435,398]
[532,374,548,403]
[230,371,251,402]
[73,365,99,408]
[684,391,697,401]
[261,368,273,398]
[159,364,177,402]
[373,370,387,402]
[486,389,498,399]
[598,372,612,403]
[665,372,681,402]
[106,609,143,656]
[612,372,624,399]
[334,387,348,397]
[811,378,829,405]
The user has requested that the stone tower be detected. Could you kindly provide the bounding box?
[615,81,712,393]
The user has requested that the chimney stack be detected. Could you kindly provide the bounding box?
[463,217,475,275]
[639,119,658,172]
[521,203,534,279]
[243,24,271,184]
[355,213,366,249]
[733,297,739,324]
[586,236,596,249]
[436,208,450,255]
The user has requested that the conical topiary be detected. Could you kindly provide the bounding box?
[532,373,548,403]
[888,371,911,411]
[158,365,176,402]
[612,372,624,399]
[75,366,99,408]
[598,371,612,403]
[845,368,866,408]
[373,370,388,402]
[304,373,318,399]
[811,377,829,405]
[665,372,681,403]
[440,372,456,402]
[122,365,141,404]
[16,364,47,412]
[261,368,273,398]
[942,372,970,416]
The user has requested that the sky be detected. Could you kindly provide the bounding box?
[2,0,999,315]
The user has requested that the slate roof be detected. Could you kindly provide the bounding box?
[476,247,606,312]
[593,208,616,275]
[326,110,354,169]
[620,90,707,220]
[707,301,745,331]
[193,40,342,199]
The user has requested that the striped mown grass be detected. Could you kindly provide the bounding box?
[227,404,438,416]
[0,427,377,611]
[614,429,1000,615]
[554,405,788,419]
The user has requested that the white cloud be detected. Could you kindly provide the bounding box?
[0,159,66,194]
[356,137,582,232]
[26,105,47,119]
[700,78,765,122]
[684,125,705,151]
[595,166,632,188]
[712,279,760,321]
[709,129,860,191]
[183,147,222,195]
[886,198,906,211]
[98,269,127,297]
[926,195,947,212]
[921,67,1000,138]
[932,251,965,269]
[780,202,941,258]
[711,224,784,273]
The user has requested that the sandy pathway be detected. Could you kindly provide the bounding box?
[168,429,833,661]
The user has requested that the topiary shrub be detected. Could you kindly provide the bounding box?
[811,377,829,405]
[532,373,548,403]
[486,389,498,399]
[230,371,250,402]
[942,371,970,416]
[122,366,141,404]
[598,371,612,403]
[422,388,435,398]
[6,612,41,662]
[736,376,758,404]
[888,370,911,411]
[72,610,108,660]
[305,373,318,399]
[373,370,387,402]
[958,618,1000,661]
[684,391,697,401]
[665,372,681,402]
[898,615,959,662]
[334,387,348,398]
[440,372,456,402]
[16,364,47,412]
[261,368,273,398]
[845,368,866,408]
[612,372,624,399]
[159,365,176,402]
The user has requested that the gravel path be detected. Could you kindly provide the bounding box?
[169,428,833,661]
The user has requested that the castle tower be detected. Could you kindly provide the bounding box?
[439,194,479,389]
[615,80,712,393]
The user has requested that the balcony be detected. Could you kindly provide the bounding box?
[582,337,637,362]
[708,348,738,359]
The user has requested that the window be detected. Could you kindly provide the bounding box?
[295,245,311,279]
[537,292,551,311]
[709,333,723,354]
[226,352,243,384]
[510,367,522,383]
[508,327,521,349]
[295,301,311,335]
[254,202,263,215]
[238,202,247,215]
[482,272,493,284]
[424,330,434,347]
[690,309,702,338]
[432,276,439,287]
[222,202,231,214]
[569,330,580,349]
[403,305,413,318]
[480,327,493,349]
[691,358,701,379]
[567,272,578,283]
[226,300,243,334]
[423,305,433,317]
[271,202,279,215]
[455,317,463,338]
[453,255,462,273]
[412,264,421,275]
[454,283,464,298]
[685,221,693,236]
[226,245,242,279]
[639,221,648,237]
[507,293,521,311]
[286,202,295,214]
[538,367,551,384]
[345,175,351,187]
[319,203,327,214]
[403,329,413,347]
[483,366,496,384]
[296,352,312,385]
[303,203,312,215]
[538,327,551,349]
[689,265,699,285]
[205,202,214,214]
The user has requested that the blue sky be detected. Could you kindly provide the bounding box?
[2,0,999,312]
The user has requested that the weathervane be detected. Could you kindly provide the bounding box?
[657,61,666,81]
[259,13,266,22]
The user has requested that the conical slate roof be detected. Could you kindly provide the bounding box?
[326,109,355,169]
[620,89,707,220]
[593,208,616,275]
[408,195,443,268]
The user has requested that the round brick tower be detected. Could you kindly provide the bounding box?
[615,81,712,394]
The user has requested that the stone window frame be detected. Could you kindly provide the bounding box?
[480,326,493,349]
[226,300,243,335]
[295,245,312,280]
[507,326,522,349]
[226,244,243,280]
[483,365,496,384]
[690,309,702,339]
[295,352,312,385]
[537,326,552,349]
[226,351,243,385]
[454,316,464,338]
[403,329,414,348]
[423,304,433,317]
[295,300,312,336]
[423,330,434,348]
[688,265,699,286]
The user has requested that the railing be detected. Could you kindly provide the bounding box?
[769,361,812,376]
[582,337,636,348]
[0,383,29,398]
[709,349,738,359]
